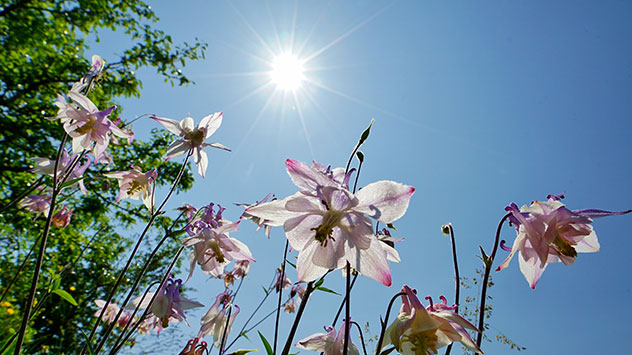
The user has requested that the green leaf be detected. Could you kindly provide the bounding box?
[240,330,250,340]
[262,286,269,296]
[316,286,340,296]
[52,289,78,306]
[286,259,296,269]
[258,331,273,355]
[479,246,490,266]
[59,177,84,189]
[79,330,96,355]
[314,278,324,288]
[386,223,397,231]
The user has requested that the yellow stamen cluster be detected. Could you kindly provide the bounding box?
[311,210,344,247]
[402,329,439,355]
[185,128,205,147]
[552,235,577,258]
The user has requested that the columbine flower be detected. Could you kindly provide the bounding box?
[93,300,130,327]
[384,286,482,355]
[245,159,414,286]
[151,276,204,328]
[53,91,133,161]
[20,188,52,218]
[30,149,91,194]
[236,193,276,238]
[104,165,157,210]
[71,54,105,94]
[273,268,292,292]
[180,338,208,355]
[296,319,359,355]
[198,291,240,348]
[183,203,254,280]
[152,113,230,178]
[52,206,72,228]
[497,194,631,289]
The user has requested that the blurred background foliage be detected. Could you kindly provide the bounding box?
[0,0,205,353]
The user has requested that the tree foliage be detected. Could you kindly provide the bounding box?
[0,0,205,352]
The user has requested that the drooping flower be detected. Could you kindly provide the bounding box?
[104,165,158,209]
[53,91,133,161]
[383,286,482,355]
[52,206,72,228]
[180,337,209,355]
[245,159,414,286]
[183,203,254,280]
[150,276,204,328]
[282,283,306,313]
[93,299,131,328]
[152,113,230,178]
[296,319,359,355]
[236,193,276,238]
[178,203,199,221]
[497,195,631,288]
[198,291,240,348]
[30,149,91,194]
[20,188,52,218]
[71,54,106,94]
[273,268,292,292]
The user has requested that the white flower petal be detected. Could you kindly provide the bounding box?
[354,181,415,224]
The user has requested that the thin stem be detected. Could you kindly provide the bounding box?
[331,274,358,327]
[281,280,315,355]
[110,281,161,350]
[109,246,184,354]
[350,321,368,355]
[274,240,289,355]
[444,224,460,355]
[374,291,406,355]
[14,134,68,354]
[85,152,191,354]
[219,306,233,355]
[244,309,277,334]
[224,275,276,352]
[476,213,511,347]
[0,175,44,215]
[0,232,43,303]
[352,158,363,194]
[343,263,351,355]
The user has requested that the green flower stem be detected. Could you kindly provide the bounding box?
[343,262,351,355]
[374,291,406,355]
[273,240,289,355]
[281,280,316,355]
[84,151,191,354]
[444,224,460,355]
[476,213,511,347]
[14,133,69,355]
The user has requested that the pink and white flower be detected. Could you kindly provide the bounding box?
[183,203,254,280]
[152,113,230,178]
[30,149,91,194]
[236,193,276,238]
[52,206,72,228]
[150,276,204,328]
[497,195,631,288]
[198,291,240,348]
[53,92,133,161]
[104,165,157,209]
[296,319,359,355]
[20,188,52,218]
[245,159,414,286]
[383,285,482,355]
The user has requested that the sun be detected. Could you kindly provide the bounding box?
[270,53,305,91]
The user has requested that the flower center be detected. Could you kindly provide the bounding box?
[208,239,226,263]
[402,329,439,355]
[74,115,97,135]
[127,178,144,196]
[552,235,577,258]
[311,210,344,247]
[185,128,205,147]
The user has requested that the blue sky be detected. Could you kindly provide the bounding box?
[93,1,632,354]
